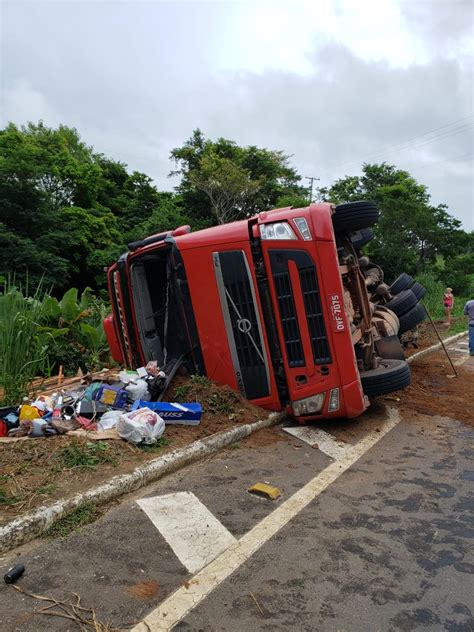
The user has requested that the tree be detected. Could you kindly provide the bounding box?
[319,163,470,282]
[170,129,305,223]
[0,123,166,292]
[188,151,261,224]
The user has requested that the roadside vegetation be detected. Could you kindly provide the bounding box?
[1,122,472,402]
[0,279,109,405]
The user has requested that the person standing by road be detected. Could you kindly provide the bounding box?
[443,287,454,325]
[463,297,474,356]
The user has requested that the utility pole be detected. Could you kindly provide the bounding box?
[305,176,320,203]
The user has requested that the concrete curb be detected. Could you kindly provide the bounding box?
[407,331,468,364]
[0,412,286,555]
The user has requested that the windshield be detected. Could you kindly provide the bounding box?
[130,247,183,369]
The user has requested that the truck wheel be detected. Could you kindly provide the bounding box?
[398,303,427,335]
[375,335,406,361]
[385,289,417,317]
[374,305,400,335]
[351,227,374,249]
[410,281,426,301]
[389,273,414,294]
[332,201,380,233]
[361,359,411,398]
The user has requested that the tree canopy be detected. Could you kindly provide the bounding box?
[1,122,472,297]
[319,163,471,286]
[170,129,307,223]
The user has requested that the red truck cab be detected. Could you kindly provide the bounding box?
[105,202,418,422]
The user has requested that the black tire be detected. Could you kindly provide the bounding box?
[389,273,414,294]
[351,227,374,250]
[410,282,426,301]
[398,303,427,335]
[361,359,411,398]
[385,289,418,317]
[332,201,380,233]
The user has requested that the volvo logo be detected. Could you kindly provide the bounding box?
[237,318,252,334]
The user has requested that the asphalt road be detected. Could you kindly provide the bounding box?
[1,352,472,632]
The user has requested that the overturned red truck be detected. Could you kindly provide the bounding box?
[104,201,426,423]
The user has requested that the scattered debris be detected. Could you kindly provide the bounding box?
[249,592,264,616]
[0,364,202,445]
[248,482,282,500]
[10,584,118,631]
[4,564,25,584]
[1,371,267,522]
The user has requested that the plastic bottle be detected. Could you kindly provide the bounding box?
[4,564,25,584]
[51,394,63,419]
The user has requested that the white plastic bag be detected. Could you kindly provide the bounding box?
[97,410,122,432]
[117,407,165,444]
[125,378,150,402]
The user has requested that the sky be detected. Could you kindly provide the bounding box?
[1,0,473,229]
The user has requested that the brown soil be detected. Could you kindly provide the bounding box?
[403,317,465,357]
[0,375,268,525]
[395,352,473,425]
[126,580,160,600]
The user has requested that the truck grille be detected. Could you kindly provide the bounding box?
[272,271,304,367]
[270,250,332,367]
[299,267,332,364]
[213,251,270,400]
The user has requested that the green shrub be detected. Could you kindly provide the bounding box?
[0,280,110,404]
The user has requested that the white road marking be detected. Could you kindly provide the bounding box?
[451,347,469,353]
[131,408,401,631]
[137,492,236,574]
[282,426,347,459]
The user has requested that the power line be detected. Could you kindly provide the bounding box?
[412,151,473,171]
[323,114,474,175]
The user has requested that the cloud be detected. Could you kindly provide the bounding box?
[1,0,473,228]
[2,79,61,127]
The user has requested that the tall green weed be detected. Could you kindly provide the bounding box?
[0,280,109,405]
[0,280,50,404]
[416,271,468,319]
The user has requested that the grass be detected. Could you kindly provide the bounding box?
[0,487,19,506]
[58,441,118,470]
[174,384,191,399]
[138,437,170,452]
[45,502,99,538]
[205,390,239,414]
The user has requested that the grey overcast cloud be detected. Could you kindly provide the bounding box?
[1,0,473,228]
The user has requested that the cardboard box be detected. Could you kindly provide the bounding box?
[131,401,202,425]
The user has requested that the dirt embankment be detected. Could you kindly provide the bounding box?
[0,376,268,524]
[395,352,472,425]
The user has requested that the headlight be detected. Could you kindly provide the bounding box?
[260,222,297,240]
[328,388,340,412]
[294,217,312,240]
[292,393,325,416]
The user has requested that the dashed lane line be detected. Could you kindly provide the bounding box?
[137,492,237,574]
[131,408,401,631]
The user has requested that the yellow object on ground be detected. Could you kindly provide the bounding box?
[18,405,42,422]
[248,482,282,500]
